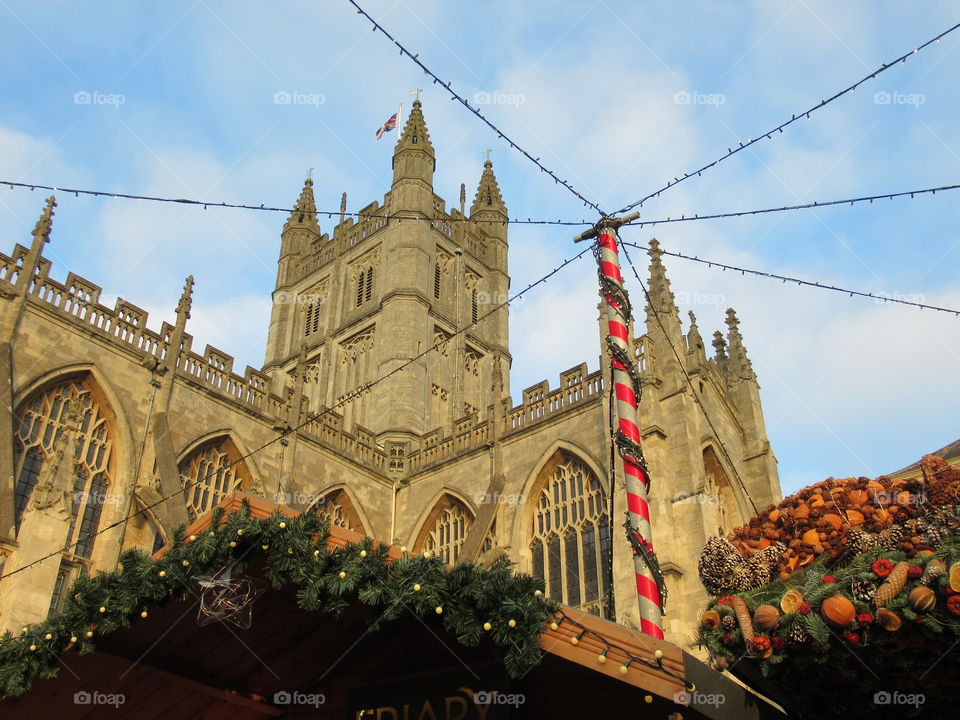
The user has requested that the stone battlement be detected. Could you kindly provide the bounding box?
[507,363,604,431]
[0,244,392,475]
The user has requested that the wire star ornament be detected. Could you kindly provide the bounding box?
[195,567,265,629]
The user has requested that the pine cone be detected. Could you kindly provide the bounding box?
[851,579,876,602]
[921,558,946,585]
[873,561,909,608]
[731,596,754,645]
[790,625,808,644]
[722,615,737,630]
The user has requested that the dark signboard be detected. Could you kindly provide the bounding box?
[348,668,524,720]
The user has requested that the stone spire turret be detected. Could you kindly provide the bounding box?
[643,239,684,376]
[283,176,320,235]
[31,196,56,246]
[392,98,435,189]
[470,160,507,218]
[712,330,728,376]
[686,310,706,365]
[175,275,194,324]
[725,308,757,383]
[277,176,321,290]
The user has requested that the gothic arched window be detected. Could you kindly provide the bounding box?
[530,453,611,618]
[309,488,365,535]
[703,445,742,535]
[415,495,474,565]
[13,379,115,564]
[179,438,251,521]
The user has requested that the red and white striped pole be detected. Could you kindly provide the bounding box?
[575,213,663,639]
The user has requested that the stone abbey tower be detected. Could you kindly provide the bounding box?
[0,101,780,646]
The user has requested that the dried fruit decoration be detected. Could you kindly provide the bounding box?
[946,595,960,617]
[872,558,894,578]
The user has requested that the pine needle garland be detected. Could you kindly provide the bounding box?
[0,503,557,698]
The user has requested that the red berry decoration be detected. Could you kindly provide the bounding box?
[907,564,923,580]
[722,631,735,645]
[771,636,785,652]
[751,636,771,654]
[822,575,836,584]
[841,631,861,647]
[857,612,874,626]
[947,595,960,617]
[799,602,812,615]
[717,595,735,608]
[872,558,894,579]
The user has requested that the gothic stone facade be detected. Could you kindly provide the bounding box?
[0,101,780,648]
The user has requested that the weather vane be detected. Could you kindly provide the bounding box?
[482,148,492,161]
[411,88,422,100]
[307,167,313,179]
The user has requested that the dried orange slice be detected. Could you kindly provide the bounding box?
[802,529,821,546]
[950,562,960,593]
[780,588,804,614]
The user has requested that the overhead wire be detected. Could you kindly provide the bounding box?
[345,0,607,216]
[613,21,960,215]
[621,242,960,316]
[0,243,595,582]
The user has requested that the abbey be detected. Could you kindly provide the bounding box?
[0,101,780,647]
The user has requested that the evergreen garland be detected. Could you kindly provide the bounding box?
[0,502,557,697]
[696,537,960,719]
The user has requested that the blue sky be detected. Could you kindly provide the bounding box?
[1,1,958,496]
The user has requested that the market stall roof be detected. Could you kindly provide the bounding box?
[2,493,784,719]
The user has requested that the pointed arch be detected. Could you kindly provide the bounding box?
[516,444,612,618]
[176,433,260,522]
[409,489,477,565]
[702,443,749,534]
[11,369,129,568]
[307,486,368,536]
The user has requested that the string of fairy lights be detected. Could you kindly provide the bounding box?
[620,242,960,316]
[6,179,959,229]
[613,20,960,215]
[1,3,957,694]
[2,179,953,313]
[0,242,595,584]
[344,0,607,216]
[548,608,694,691]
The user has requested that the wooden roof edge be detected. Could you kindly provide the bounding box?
[152,494,782,715]
[540,607,786,717]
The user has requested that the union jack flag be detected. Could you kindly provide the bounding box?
[375,112,398,141]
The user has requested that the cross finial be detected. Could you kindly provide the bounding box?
[411,88,422,100]
[306,167,313,179]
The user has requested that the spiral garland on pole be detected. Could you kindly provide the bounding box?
[576,213,664,638]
